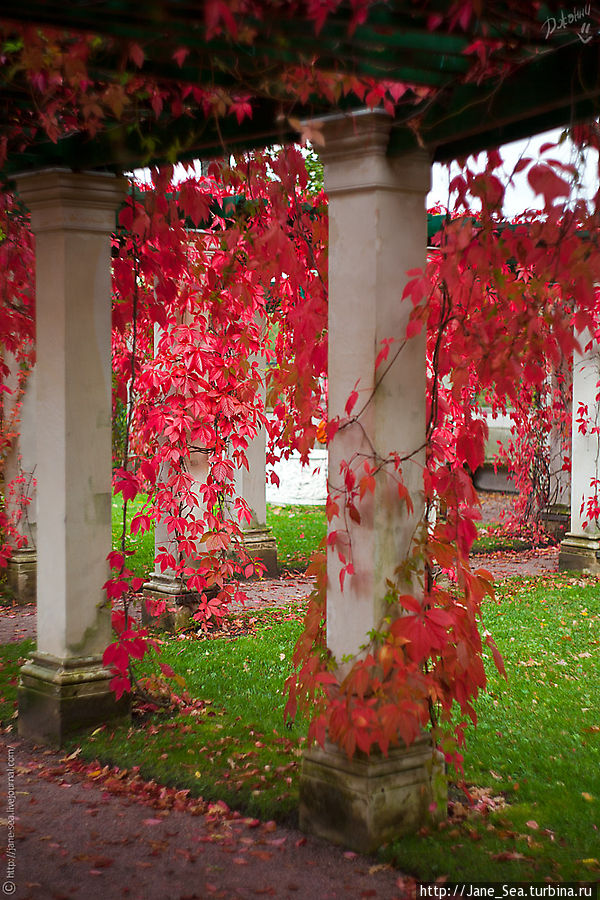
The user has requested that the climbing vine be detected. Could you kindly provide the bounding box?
[2,4,600,766]
[285,132,600,766]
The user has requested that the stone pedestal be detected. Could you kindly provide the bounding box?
[142,572,195,631]
[19,652,128,746]
[559,532,600,572]
[560,331,600,572]
[15,169,128,744]
[300,736,445,853]
[7,547,37,605]
[540,504,570,541]
[239,525,278,576]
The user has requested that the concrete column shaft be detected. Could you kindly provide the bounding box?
[320,110,430,664]
[15,169,127,659]
[570,332,600,535]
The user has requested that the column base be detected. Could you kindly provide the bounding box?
[240,526,278,577]
[18,652,129,746]
[299,734,446,853]
[559,532,600,572]
[539,505,570,541]
[142,573,196,631]
[6,547,37,604]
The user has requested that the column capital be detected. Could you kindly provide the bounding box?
[14,168,127,234]
[305,109,431,195]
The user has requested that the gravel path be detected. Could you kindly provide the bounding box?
[0,734,406,900]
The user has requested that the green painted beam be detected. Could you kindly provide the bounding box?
[1,1,598,177]
[389,38,600,160]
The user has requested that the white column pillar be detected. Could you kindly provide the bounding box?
[4,358,37,603]
[143,451,210,630]
[299,111,444,852]
[560,333,600,570]
[143,316,212,627]
[15,169,128,744]
[323,111,429,664]
[233,381,277,576]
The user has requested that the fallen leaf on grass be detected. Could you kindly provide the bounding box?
[491,851,528,861]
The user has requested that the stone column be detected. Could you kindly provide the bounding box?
[15,169,128,745]
[559,333,600,571]
[540,364,571,539]
[298,110,445,852]
[4,359,37,604]
[142,462,191,622]
[234,385,278,576]
[143,452,210,630]
[143,313,212,628]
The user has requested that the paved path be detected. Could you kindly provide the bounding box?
[0,735,406,900]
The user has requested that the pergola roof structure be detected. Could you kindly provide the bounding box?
[1,1,600,177]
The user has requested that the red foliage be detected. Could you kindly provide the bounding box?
[106,150,328,686]
[3,8,600,768]
[0,191,35,568]
[285,139,600,768]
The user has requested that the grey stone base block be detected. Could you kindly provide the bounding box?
[18,652,129,746]
[142,575,196,631]
[143,572,190,597]
[240,526,278,577]
[540,506,570,541]
[7,548,37,604]
[559,532,600,572]
[299,734,446,853]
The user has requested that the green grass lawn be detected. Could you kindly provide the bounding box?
[0,638,33,724]
[381,574,600,881]
[2,573,598,880]
[111,494,155,578]
[266,502,546,565]
[80,605,307,823]
[266,504,326,570]
[110,497,328,576]
[110,493,528,581]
